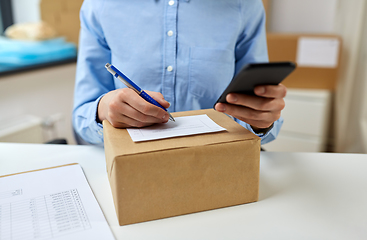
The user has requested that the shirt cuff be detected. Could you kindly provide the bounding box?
[73,94,105,145]
[90,95,105,141]
[236,117,283,145]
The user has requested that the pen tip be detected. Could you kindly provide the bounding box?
[168,114,175,122]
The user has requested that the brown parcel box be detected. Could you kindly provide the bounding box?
[267,33,342,90]
[103,109,261,225]
[40,0,84,45]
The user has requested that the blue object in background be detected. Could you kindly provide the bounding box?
[0,37,77,72]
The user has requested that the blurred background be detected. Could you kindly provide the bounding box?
[0,0,366,153]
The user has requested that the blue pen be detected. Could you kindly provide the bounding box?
[105,63,175,121]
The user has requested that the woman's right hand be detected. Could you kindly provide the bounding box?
[97,88,170,128]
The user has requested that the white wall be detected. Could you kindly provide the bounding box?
[12,0,41,24]
[0,63,77,144]
[269,0,338,33]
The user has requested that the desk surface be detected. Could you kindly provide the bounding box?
[1,143,366,239]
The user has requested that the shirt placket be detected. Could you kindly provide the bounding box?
[162,0,178,111]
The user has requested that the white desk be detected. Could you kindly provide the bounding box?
[1,143,366,239]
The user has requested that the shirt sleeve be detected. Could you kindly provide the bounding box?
[234,0,283,144]
[239,117,284,145]
[72,0,113,144]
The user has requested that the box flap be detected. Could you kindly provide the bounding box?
[104,109,258,155]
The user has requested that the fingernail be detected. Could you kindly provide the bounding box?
[162,114,167,120]
[256,86,266,95]
[215,103,226,112]
[227,94,237,103]
[167,101,171,108]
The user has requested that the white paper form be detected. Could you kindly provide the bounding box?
[127,114,226,142]
[296,37,340,68]
[0,164,115,240]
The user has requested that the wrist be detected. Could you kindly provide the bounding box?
[251,123,274,135]
[96,96,106,124]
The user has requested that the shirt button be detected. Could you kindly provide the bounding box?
[167,30,173,36]
[167,66,173,72]
[168,1,175,6]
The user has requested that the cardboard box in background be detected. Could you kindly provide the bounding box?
[262,0,271,30]
[103,109,261,226]
[262,0,269,15]
[267,33,342,90]
[40,0,83,45]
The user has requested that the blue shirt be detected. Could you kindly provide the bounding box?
[73,0,283,145]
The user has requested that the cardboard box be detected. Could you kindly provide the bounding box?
[262,0,272,31]
[267,33,342,90]
[40,0,83,45]
[262,0,268,11]
[103,109,260,225]
[262,0,270,20]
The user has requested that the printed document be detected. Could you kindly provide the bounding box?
[127,114,226,142]
[0,164,115,240]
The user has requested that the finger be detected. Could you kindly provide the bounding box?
[146,90,171,109]
[108,110,156,129]
[254,83,287,98]
[226,93,285,112]
[117,88,169,121]
[109,100,168,126]
[215,103,279,128]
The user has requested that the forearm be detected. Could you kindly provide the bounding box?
[73,95,105,145]
[73,2,113,144]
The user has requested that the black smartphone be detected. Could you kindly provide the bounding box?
[215,61,296,105]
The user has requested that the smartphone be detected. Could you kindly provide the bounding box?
[215,62,296,105]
